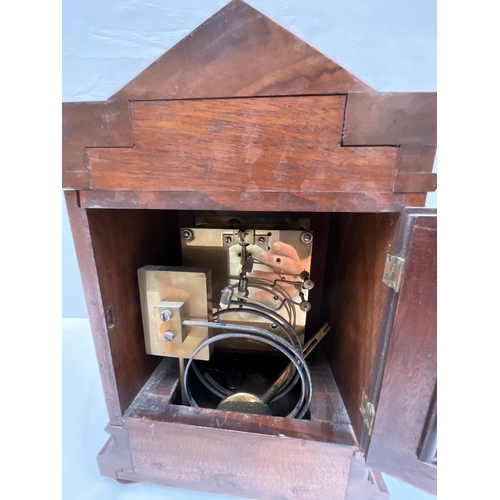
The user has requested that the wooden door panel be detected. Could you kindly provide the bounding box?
[366,211,437,494]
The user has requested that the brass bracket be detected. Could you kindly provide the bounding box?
[382,253,405,293]
[154,301,186,343]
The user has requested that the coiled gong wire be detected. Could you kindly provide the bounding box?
[183,304,313,419]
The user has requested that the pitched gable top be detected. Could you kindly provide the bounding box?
[113,0,372,100]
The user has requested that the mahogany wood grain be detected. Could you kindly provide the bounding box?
[113,0,371,101]
[97,425,134,479]
[123,417,354,500]
[62,99,133,189]
[87,97,398,194]
[124,350,356,447]
[396,144,437,173]
[366,213,437,494]
[343,92,437,192]
[394,173,437,193]
[307,350,351,426]
[86,209,183,413]
[79,189,425,212]
[64,191,123,423]
[321,213,400,441]
[343,92,437,146]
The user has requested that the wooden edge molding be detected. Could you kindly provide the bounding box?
[62,99,134,189]
[394,173,437,193]
[78,189,427,212]
[342,92,437,147]
[396,144,436,174]
[62,92,437,196]
[343,92,437,193]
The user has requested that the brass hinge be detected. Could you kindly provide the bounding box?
[382,253,405,292]
[360,391,375,436]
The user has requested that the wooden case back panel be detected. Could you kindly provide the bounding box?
[87,97,398,194]
[322,213,400,440]
[366,213,437,494]
[86,209,182,414]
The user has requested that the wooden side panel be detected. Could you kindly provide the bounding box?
[322,213,400,440]
[123,418,354,500]
[367,215,437,494]
[62,100,133,189]
[86,209,183,414]
[64,191,123,423]
[87,97,398,193]
[113,0,371,100]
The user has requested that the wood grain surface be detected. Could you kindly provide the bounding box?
[86,209,183,414]
[393,172,437,193]
[395,144,436,173]
[79,189,426,212]
[124,350,356,447]
[87,97,398,194]
[123,417,354,500]
[62,99,133,189]
[322,213,400,441]
[64,191,123,423]
[343,92,437,146]
[113,0,371,100]
[343,92,437,192]
[366,213,437,494]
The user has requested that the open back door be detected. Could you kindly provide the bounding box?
[366,209,437,495]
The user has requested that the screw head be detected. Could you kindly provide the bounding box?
[301,232,313,244]
[303,279,315,290]
[225,236,232,244]
[181,229,194,242]
[159,309,172,322]
[300,301,312,312]
[163,331,175,342]
[258,236,266,244]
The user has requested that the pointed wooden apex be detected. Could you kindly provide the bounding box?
[113,0,372,100]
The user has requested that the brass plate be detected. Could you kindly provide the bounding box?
[181,228,313,350]
[138,266,212,360]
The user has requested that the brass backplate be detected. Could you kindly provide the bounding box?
[181,227,313,350]
[138,266,212,360]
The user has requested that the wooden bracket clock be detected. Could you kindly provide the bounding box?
[63,1,437,498]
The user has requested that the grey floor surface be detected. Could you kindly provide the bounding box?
[62,318,436,500]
